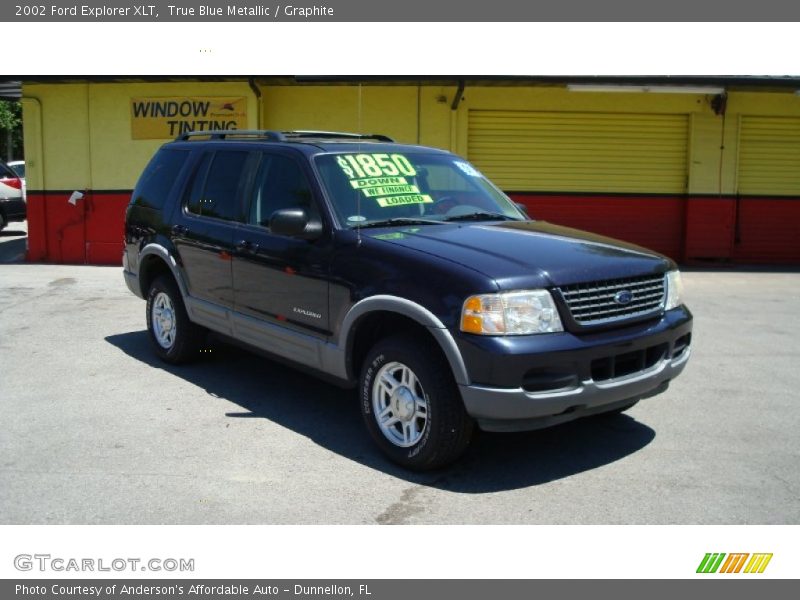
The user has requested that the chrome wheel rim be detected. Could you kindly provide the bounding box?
[372,361,429,448]
[152,292,177,349]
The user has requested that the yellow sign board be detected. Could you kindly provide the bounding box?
[130,96,248,139]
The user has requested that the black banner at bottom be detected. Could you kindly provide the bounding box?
[2,580,797,600]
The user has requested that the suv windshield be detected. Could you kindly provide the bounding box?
[315,151,525,227]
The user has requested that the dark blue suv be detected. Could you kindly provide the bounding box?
[123,130,693,470]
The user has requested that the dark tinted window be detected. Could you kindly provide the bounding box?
[185,150,248,221]
[131,149,189,209]
[199,151,248,221]
[185,153,213,216]
[247,154,318,228]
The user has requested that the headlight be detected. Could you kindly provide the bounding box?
[664,270,684,310]
[461,290,563,335]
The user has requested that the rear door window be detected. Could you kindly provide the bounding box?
[185,150,249,221]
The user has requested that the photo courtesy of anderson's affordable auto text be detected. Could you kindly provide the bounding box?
[1,0,800,595]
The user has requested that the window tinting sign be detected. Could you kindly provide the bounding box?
[131,97,248,139]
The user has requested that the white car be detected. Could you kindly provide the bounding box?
[0,160,25,230]
[7,160,25,201]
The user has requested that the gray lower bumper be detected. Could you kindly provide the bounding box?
[459,347,691,432]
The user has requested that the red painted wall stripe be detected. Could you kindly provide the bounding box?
[734,198,800,263]
[26,191,130,266]
[24,190,800,265]
[511,194,684,260]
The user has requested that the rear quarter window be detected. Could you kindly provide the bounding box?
[131,149,190,210]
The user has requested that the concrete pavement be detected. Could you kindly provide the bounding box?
[1,228,798,524]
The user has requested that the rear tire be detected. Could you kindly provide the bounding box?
[359,334,474,471]
[146,275,205,364]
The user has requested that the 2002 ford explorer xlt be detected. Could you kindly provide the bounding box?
[123,130,693,470]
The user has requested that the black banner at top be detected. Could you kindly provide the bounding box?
[4,0,800,22]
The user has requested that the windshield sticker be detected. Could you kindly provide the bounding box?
[362,185,420,198]
[336,154,417,180]
[375,194,433,208]
[454,161,481,177]
[349,176,409,189]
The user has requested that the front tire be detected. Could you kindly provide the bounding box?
[360,334,474,471]
[146,275,205,364]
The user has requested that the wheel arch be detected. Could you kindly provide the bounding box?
[342,296,470,386]
[137,244,189,299]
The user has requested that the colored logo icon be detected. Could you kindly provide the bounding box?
[697,553,773,574]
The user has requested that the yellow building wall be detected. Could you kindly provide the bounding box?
[260,85,421,144]
[22,81,259,190]
[21,80,800,196]
[259,84,462,149]
[726,92,800,195]
[23,84,91,191]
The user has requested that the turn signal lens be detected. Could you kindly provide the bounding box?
[460,290,563,335]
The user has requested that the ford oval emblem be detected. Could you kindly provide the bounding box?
[614,290,634,305]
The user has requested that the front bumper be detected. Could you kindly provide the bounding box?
[456,306,693,431]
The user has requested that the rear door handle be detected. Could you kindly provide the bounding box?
[171,224,188,235]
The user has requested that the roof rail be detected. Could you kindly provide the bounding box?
[176,130,287,142]
[175,129,395,143]
[283,130,395,143]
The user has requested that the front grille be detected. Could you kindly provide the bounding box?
[559,274,666,326]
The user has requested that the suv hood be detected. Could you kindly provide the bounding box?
[365,220,672,289]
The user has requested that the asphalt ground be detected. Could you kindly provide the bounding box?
[1,222,798,524]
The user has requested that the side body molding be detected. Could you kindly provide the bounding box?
[336,295,470,386]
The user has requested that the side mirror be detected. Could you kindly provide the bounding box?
[269,208,322,240]
[515,202,530,218]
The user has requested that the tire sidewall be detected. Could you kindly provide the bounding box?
[360,344,437,467]
[146,277,183,362]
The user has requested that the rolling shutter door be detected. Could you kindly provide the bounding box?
[734,116,800,262]
[738,116,800,196]
[467,110,689,194]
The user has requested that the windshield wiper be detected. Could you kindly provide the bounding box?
[354,217,443,229]
[443,211,518,222]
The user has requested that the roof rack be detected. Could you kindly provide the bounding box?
[283,130,395,143]
[177,130,286,142]
[176,129,395,143]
